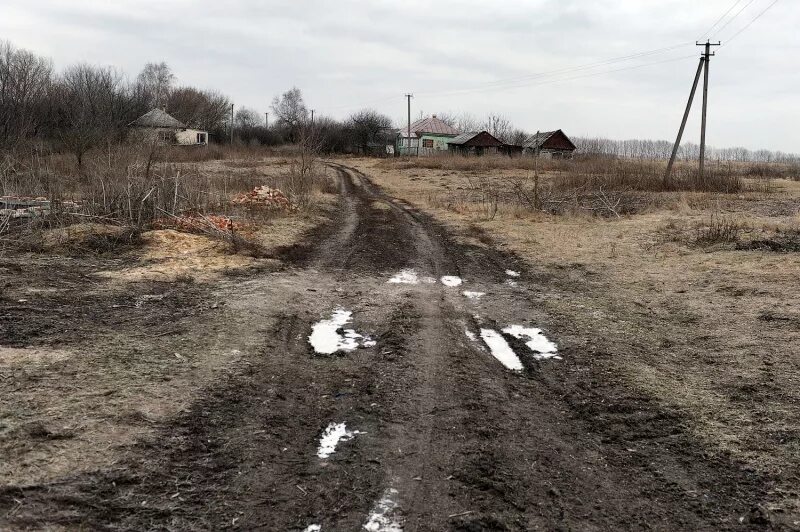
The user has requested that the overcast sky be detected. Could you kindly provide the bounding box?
[3,0,796,152]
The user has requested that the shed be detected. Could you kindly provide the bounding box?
[397,115,460,156]
[447,131,504,156]
[128,108,208,146]
[523,130,576,158]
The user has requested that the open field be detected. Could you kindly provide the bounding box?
[1,153,799,530]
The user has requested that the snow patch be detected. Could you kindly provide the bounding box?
[441,276,463,287]
[465,330,477,342]
[479,329,524,371]
[309,309,374,355]
[505,279,518,288]
[363,488,403,532]
[303,526,321,532]
[317,422,360,459]
[462,291,485,300]
[502,325,560,360]
[388,269,419,284]
[505,270,520,277]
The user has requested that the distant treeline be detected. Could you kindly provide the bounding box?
[571,137,798,164]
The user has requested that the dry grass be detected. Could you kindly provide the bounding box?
[349,156,800,492]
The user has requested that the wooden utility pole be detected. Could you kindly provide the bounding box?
[698,40,720,179]
[664,41,720,186]
[311,109,315,124]
[230,103,234,144]
[405,93,413,156]
[265,112,269,129]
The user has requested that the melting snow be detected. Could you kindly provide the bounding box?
[309,309,374,355]
[503,325,560,360]
[440,276,463,287]
[465,330,477,342]
[505,279,518,288]
[462,291,485,300]
[317,422,360,459]
[303,526,321,532]
[479,329,524,371]
[505,270,520,277]
[363,488,403,532]
[388,269,419,284]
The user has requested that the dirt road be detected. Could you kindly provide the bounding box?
[1,164,780,530]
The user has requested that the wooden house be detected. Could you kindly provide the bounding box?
[447,131,504,156]
[523,130,576,158]
[128,108,208,146]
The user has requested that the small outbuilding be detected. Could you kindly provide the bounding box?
[128,108,208,146]
[523,130,576,158]
[447,131,504,156]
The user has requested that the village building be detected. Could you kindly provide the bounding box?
[396,115,459,156]
[447,131,504,156]
[128,108,208,146]
[522,129,576,158]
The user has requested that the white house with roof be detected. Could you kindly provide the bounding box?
[397,115,460,156]
[128,108,208,146]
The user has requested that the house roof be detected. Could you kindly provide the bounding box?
[523,129,576,150]
[129,108,186,129]
[398,115,459,137]
[447,131,504,147]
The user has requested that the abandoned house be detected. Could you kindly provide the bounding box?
[447,131,504,156]
[128,108,208,146]
[522,129,576,158]
[396,115,460,156]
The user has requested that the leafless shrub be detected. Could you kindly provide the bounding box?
[694,215,745,245]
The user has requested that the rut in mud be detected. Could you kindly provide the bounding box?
[0,164,780,530]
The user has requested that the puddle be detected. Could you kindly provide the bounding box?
[503,325,560,360]
[388,269,418,284]
[505,270,520,277]
[317,422,360,459]
[441,276,463,287]
[303,526,321,532]
[479,329,523,371]
[462,291,485,300]
[309,309,375,355]
[364,488,403,532]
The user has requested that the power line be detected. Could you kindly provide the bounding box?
[724,0,780,45]
[712,0,757,37]
[699,0,743,39]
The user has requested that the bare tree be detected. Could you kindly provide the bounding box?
[347,109,393,154]
[0,41,53,148]
[167,87,230,136]
[271,86,307,142]
[483,113,513,143]
[136,61,174,109]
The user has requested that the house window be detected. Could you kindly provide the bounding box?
[196,133,206,144]
[422,138,434,148]
[158,131,172,143]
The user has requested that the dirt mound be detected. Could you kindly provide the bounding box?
[232,186,294,210]
[41,223,139,252]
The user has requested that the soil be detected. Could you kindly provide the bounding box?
[0,162,795,530]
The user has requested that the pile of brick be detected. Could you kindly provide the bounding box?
[231,186,294,210]
[0,196,82,219]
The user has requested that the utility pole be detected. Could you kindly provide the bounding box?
[265,112,269,129]
[664,40,719,185]
[405,93,413,156]
[230,103,234,144]
[311,109,315,124]
[698,40,720,179]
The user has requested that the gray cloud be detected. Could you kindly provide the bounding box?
[2,0,796,151]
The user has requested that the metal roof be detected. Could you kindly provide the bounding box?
[523,131,557,149]
[447,132,482,145]
[129,108,186,129]
[398,115,459,137]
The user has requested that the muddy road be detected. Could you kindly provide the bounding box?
[1,164,779,530]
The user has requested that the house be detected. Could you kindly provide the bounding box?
[128,108,208,146]
[447,131,504,156]
[523,130,576,158]
[397,115,459,156]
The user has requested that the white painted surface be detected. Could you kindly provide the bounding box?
[440,276,463,287]
[479,329,524,371]
[317,422,359,459]
[363,488,403,532]
[503,325,560,360]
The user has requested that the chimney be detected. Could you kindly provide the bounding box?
[432,114,437,119]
